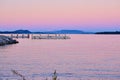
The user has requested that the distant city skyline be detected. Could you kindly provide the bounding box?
[0,0,120,32]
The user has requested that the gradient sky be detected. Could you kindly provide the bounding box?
[0,0,120,31]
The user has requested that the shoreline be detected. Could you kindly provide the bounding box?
[0,35,19,46]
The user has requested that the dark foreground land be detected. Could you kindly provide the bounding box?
[0,35,18,46]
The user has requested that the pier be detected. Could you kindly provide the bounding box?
[8,34,71,39]
[10,34,30,39]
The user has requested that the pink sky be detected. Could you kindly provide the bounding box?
[0,0,120,31]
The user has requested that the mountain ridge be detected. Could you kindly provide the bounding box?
[0,29,92,34]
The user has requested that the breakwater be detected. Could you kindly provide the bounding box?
[8,34,71,39]
[0,35,18,46]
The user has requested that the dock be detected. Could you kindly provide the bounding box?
[8,34,71,39]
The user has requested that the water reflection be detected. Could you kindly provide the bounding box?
[0,35,120,80]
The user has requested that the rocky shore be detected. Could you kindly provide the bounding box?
[0,35,18,46]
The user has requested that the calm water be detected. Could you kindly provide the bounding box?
[0,34,120,80]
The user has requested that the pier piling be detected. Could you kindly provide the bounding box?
[9,34,70,39]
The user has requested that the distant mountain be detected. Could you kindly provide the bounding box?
[1,29,120,34]
[0,30,31,34]
[33,30,92,34]
[95,31,120,34]
[13,30,31,33]
[0,29,92,34]
[54,30,86,34]
[33,32,54,34]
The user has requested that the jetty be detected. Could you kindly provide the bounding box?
[0,35,18,46]
[10,34,30,39]
[8,34,71,39]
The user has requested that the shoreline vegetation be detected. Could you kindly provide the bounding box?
[0,35,18,46]
[95,31,120,34]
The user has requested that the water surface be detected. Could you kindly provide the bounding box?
[0,34,120,80]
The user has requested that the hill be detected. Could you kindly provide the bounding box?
[33,30,92,34]
[0,30,31,34]
[0,29,92,34]
[54,30,85,34]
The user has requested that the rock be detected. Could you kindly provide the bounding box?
[0,35,19,46]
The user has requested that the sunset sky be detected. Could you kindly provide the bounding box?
[0,0,120,31]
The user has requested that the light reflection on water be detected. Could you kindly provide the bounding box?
[0,34,120,80]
